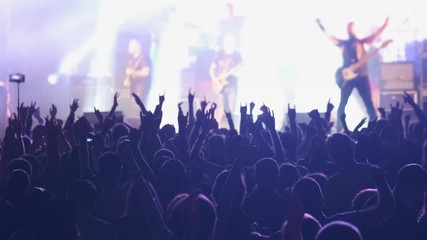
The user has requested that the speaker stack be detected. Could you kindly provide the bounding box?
[379,62,416,110]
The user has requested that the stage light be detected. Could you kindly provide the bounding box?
[47,74,58,85]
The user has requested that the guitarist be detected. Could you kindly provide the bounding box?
[210,35,242,125]
[316,18,389,130]
[124,38,151,104]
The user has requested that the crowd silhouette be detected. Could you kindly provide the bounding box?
[1,89,427,240]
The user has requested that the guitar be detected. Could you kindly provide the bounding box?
[335,39,392,88]
[212,63,242,95]
[123,57,143,88]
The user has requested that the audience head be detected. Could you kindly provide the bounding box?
[67,179,98,214]
[98,151,122,187]
[212,169,246,207]
[292,177,324,213]
[316,220,362,240]
[7,169,31,203]
[278,163,300,192]
[111,123,130,146]
[394,164,427,209]
[327,133,354,166]
[352,188,378,211]
[255,158,279,189]
[21,154,39,180]
[158,159,187,201]
[282,213,321,240]
[153,148,175,173]
[8,158,32,179]
[207,135,225,161]
[306,173,328,191]
[167,193,217,240]
[161,124,176,139]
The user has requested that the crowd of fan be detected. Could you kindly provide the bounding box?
[1,90,427,240]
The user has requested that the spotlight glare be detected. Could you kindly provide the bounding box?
[47,74,58,85]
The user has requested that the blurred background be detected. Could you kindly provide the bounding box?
[0,0,426,130]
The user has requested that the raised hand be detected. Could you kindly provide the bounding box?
[70,98,79,113]
[354,117,367,131]
[288,104,296,120]
[195,109,205,124]
[28,101,39,117]
[209,102,217,118]
[49,104,57,120]
[178,103,188,130]
[378,107,386,119]
[113,92,119,109]
[261,107,276,130]
[17,103,28,124]
[200,96,209,112]
[159,93,165,106]
[249,102,255,115]
[188,89,195,103]
[260,104,268,114]
[390,101,403,120]
[132,93,148,114]
[94,107,104,124]
[240,103,248,116]
[403,91,416,106]
[326,98,334,112]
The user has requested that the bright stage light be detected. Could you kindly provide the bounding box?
[53,0,427,129]
[47,74,58,85]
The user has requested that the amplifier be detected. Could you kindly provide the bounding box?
[380,62,414,90]
[380,90,417,110]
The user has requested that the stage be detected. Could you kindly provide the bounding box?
[1,0,427,131]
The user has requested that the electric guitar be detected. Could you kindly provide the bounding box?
[335,39,392,89]
[123,57,143,88]
[212,63,242,95]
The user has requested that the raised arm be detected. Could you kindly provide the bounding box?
[107,93,119,119]
[362,18,389,44]
[118,140,173,240]
[260,106,286,163]
[316,19,341,46]
[239,103,248,135]
[188,89,195,128]
[215,145,253,240]
[75,116,91,177]
[404,91,427,127]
